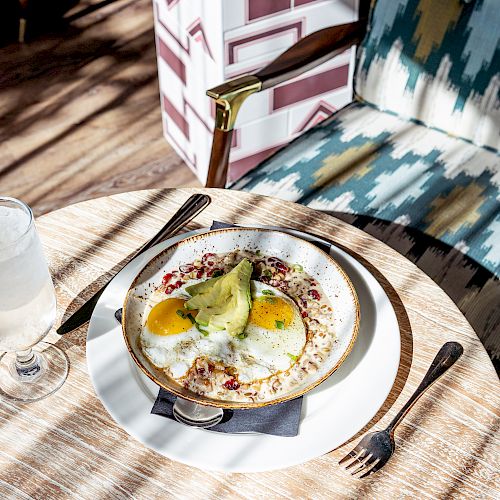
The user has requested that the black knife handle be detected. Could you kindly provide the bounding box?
[56,193,211,335]
[134,193,210,258]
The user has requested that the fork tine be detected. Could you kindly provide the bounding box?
[344,449,369,470]
[358,458,383,479]
[338,442,366,465]
[338,450,358,465]
[349,453,374,475]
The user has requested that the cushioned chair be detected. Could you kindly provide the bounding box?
[205,0,500,369]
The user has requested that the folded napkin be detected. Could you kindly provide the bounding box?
[151,221,331,436]
[152,389,303,436]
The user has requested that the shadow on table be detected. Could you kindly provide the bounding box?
[329,212,500,376]
[304,234,414,441]
[53,191,204,341]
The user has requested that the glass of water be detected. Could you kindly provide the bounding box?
[0,197,68,402]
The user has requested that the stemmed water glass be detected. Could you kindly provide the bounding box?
[0,197,68,402]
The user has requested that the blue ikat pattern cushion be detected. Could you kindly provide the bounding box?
[233,102,500,276]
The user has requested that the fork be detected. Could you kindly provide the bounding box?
[339,341,463,478]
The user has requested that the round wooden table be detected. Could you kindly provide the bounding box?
[1,189,498,499]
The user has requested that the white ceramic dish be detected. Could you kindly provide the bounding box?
[86,227,401,473]
[122,228,360,409]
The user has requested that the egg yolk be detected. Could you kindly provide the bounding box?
[146,298,196,335]
[248,296,294,330]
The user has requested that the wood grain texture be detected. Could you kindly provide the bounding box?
[206,128,233,189]
[0,0,199,216]
[1,188,499,499]
[255,21,366,90]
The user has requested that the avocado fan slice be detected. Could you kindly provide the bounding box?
[185,275,222,296]
[185,258,253,337]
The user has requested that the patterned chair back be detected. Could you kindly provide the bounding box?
[355,0,499,151]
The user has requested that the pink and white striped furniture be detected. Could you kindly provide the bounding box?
[153,0,358,183]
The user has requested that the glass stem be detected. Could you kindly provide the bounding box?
[15,348,42,378]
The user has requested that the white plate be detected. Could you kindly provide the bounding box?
[87,227,400,473]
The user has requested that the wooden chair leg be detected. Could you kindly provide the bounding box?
[18,17,27,43]
[18,0,29,42]
[206,128,234,188]
[205,76,262,189]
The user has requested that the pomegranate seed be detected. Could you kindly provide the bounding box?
[275,261,289,272]
[174,280,183,288]
[197,367,205,375]
[196,270,204,279]
[207,261,214,266]
[179,264,194,273]
[308,289,321,300]
[206,269,213,277]
[162,273,173,284]
[207,363,214,373]
[202,253,216,264]
[301,311,308,318]
[223,378,240,390]
[165,285,174,294]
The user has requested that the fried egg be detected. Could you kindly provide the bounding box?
[140,280,306,383]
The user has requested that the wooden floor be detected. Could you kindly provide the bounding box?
[0,0,200,216]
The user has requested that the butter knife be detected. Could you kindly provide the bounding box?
[57,193,211,335]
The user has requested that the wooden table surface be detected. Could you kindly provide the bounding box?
[1,188,498,499]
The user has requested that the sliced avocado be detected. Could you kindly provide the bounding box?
[185,281,231,310]
[185,275,222,296]
[194,308,225,329]
[185,258,253,337]
[205,293,247,335]
[193,309,210,327]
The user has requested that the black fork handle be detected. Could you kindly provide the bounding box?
[386,342,463,434]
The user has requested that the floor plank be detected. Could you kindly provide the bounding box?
[0,0,200,216]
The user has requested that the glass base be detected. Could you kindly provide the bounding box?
[0,342,69,402]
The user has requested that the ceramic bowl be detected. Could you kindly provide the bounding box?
[122,228,359,409]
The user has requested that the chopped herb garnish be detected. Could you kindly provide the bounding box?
[261,289,275,295]
[257,295,276,304]
[176,309,186,319]
[292,264,303,272]
[287,353,298,362]
[186,313,196,324]
[256,249,261,256]
[237,333,247,339]
[212,270,224,278]
[275,320,285,330]
[263,269,272,278]
[196,324,209,336]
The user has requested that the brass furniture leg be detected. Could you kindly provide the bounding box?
[205,76,262,188]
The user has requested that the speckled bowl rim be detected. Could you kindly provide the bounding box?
[122,227,360,410]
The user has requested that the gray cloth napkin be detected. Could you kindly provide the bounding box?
[151,221,331,436]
